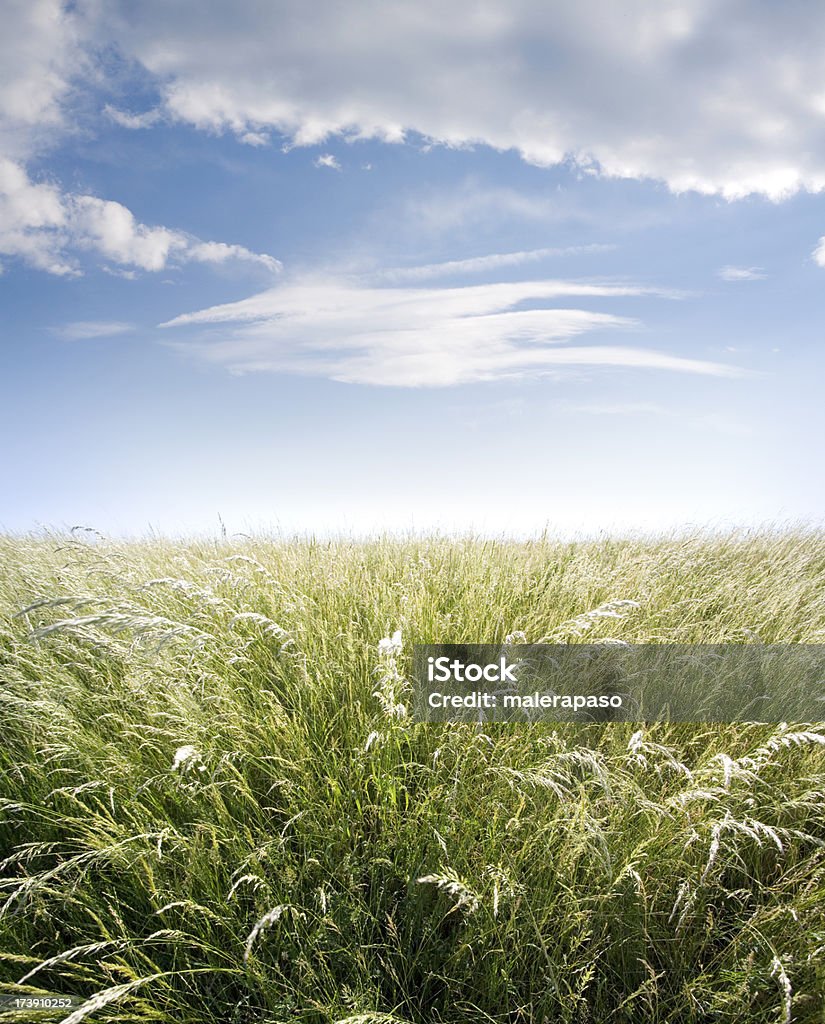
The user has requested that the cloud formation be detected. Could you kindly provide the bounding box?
[162,271,743,387]
[97,0,825,199]
[0,158,281,276]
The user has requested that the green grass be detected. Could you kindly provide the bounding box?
[1,528,824,1024]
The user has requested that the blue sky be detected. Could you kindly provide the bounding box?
[1,1,824,536]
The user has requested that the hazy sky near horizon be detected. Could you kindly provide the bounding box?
[1,0,824,536]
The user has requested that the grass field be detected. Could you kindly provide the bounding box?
[1,529,824,1024]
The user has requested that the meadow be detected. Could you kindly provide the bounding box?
[1,529,824,1024]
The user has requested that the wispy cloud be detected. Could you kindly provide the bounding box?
[161,270,744,388]
[104,104,162,130]
[718,265,766,281]
[395,182,566,235]
[314,154,341,170]
[51,320,135,340]
[813,237,825,267]
[373,245,616,282]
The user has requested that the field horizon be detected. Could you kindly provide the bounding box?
[3,518,823,546]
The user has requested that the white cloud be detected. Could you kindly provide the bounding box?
[314,153,341,170]
[0,157,73,274]
[94,1,825,199]
[51,320,135,340]
[70,194,185,271]
[813,237,825,267]
[0,0,81,161]
[161,270,743,387]
[0,159,281,276]
[718,265,766,281]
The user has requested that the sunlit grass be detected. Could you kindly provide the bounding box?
[1,528,824,1023]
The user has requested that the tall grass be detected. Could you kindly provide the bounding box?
[0,528,824,1023]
